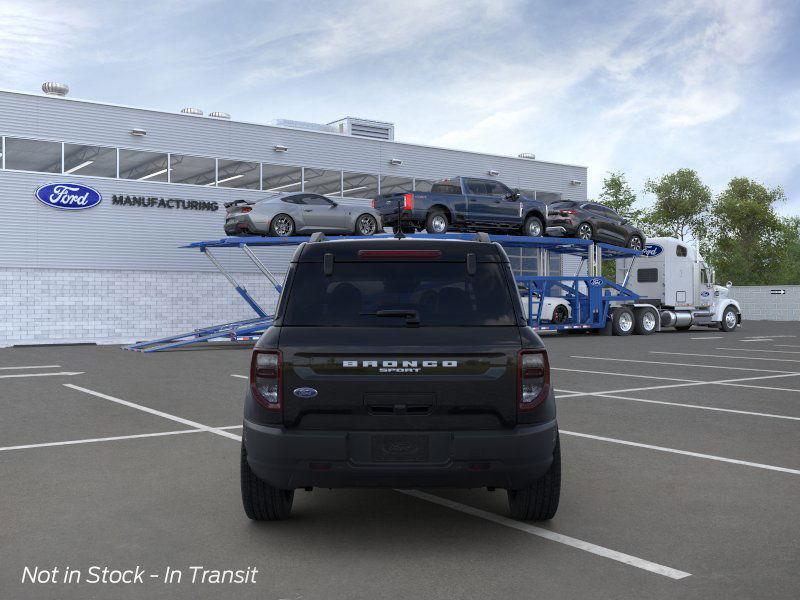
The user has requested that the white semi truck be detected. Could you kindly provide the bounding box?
[612,236,742,335]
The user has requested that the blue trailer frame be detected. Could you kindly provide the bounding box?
[125,233,641,351]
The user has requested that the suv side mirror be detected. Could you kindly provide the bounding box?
[329,201,338,208]
[726,281,732,288]
[505,190,520,201]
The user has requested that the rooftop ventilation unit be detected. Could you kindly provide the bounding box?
[42,82,69,97]
[518,152,536,160]
[269,119,337,134]
[209,111,230,119]
[180,107,203,116]
[328,117,394,141]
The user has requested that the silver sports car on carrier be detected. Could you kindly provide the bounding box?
[224,192,383,237]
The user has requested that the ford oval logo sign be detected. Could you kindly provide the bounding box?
[293,387,318,398]
[588,277,603,286]
[642,244,663,257]
[35,183,102,210]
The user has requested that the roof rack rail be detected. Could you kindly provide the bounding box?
[308,232,327,243]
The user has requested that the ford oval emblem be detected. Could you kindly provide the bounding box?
[642,244,663,257]
[293,387,318,398]
[588,277,603,286]
[35,183,102,210]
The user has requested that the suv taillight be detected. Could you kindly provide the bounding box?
[241,207,252,213]
[560,209,576,215]
[251,350,281,410]
[402,193,414,211]
[371,199,377,209]
[518,349,550,410]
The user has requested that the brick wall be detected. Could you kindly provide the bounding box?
[729,286,800,321]
[1,268,282,347]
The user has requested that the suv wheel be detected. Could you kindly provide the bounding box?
[719,306,738,332]
[627,235,644,251]
[426,210,449,234]
[507,435,561,521]
[241,444,294,520]
[355,213,378,236]
[576,222,593,240]
[269,214,295,237]
[522,215,544,237]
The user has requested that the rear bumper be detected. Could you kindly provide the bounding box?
[243,418,558,490]
[224,215,270,236]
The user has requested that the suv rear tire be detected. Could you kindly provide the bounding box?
[241,444,294,521]
[507,435,561,521]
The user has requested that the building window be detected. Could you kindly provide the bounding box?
[304,168,342,196]
[217,159,260,189]
[63,144,117,177]
[4,137,61,173]
[379,175,413,195]
[119,149,169,182]
[170,154,216,186]
[341,172,378,198]
[262,164,302,193]
[414,178,436,192]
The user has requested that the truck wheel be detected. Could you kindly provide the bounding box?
[719,306,739,332]
[425,210,449,234]
[241,444,294,521]
[522,215,544,237]
[507,435,560,521]
[633,308,657,335]
[612,307,634,336]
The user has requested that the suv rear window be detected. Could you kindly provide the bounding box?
[284,261,516,327]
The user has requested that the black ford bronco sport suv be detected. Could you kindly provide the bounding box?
[241,234,560,521]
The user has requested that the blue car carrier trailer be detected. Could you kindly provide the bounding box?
[125,233,651,352]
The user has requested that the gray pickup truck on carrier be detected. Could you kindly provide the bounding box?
[372,177,549,237]
[241,233,561,521]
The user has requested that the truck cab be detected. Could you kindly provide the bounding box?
[616,237,741,332]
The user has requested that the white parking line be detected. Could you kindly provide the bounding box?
[0,425,243,453]
[740,338,773,342]
[231,374,247,379]
[553,367,701,383]
[0,371,84,379]
[690,336,723,340]
[397,490,691,580]
[715,347,800,355]
[777,345,800,349]
[556,391,800,422]
[570,355,797,374]
[64,384,243,442]
[0,365,61,370]
[651,351,800,364]
[561,430,800,476]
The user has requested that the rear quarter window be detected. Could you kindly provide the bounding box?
[283,261,517,327]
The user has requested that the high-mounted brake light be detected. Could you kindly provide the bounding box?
[250,349,281,410]
[518,349,550,411]
[358,250,442,259]
[402,193,414,211]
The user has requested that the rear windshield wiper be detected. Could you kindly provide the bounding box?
[361,309,421,327]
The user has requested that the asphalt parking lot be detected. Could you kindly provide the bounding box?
[1,321,799,599]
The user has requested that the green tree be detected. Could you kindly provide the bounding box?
[642,169,711,241]
[598,171,644,228]
[705,177,794,285]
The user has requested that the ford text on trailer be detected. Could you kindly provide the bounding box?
[613,237,741,333]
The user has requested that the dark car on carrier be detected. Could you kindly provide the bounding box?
[372,177,550,237]
[546,200,646,250]
[240,234,560,521]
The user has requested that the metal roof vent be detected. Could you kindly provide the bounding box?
[180,107,204,116]
[328,117,395,141]
[42,82,69,96]
[209,111,230,119]
[518,152,536,160]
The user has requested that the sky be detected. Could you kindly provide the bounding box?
[1,0,799,213]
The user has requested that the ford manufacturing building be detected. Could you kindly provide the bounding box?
[0,85,587,347]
